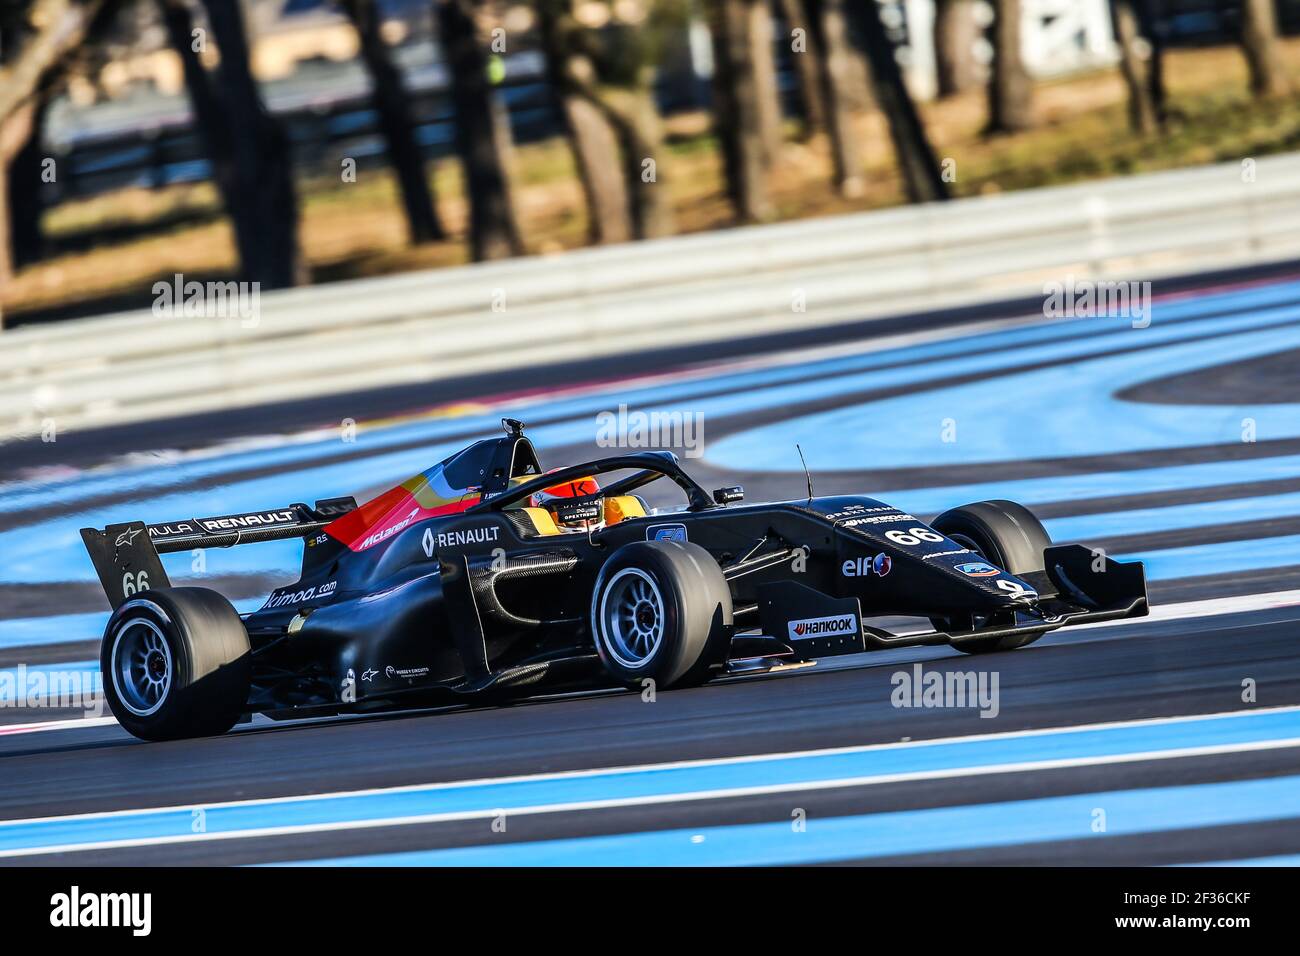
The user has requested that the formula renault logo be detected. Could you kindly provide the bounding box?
[788,614,859,640]
[148,522,196,539]
[422,524,501,557]
[956,562,1000,577]
[436,526,500,549]
[198,510,297,532]
[647,523,687,543]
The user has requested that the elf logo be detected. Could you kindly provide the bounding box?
[842,553,891,577]
[788,614,859,640]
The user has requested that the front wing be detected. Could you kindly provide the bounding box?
[752,544,1147,660]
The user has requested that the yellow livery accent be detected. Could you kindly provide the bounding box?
[604,495,646,526]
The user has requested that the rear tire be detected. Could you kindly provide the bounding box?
[591,541,732,689]
[101,587,251,741]
[929,499,1051,654]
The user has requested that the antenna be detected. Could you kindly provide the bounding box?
[796,443,814,504]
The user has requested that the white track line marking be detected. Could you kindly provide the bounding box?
[2,703,1298,830]
[1075,589,1300,630]
[3,728,1299,859]
[0,716,116,736]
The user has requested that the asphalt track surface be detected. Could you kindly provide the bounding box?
[0,262,1298,866]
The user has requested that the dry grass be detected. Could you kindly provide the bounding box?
[6,39,1300,323]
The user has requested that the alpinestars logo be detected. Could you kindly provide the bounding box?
[788,614,859,640]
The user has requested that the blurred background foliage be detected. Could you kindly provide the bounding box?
[1,0,1299,325]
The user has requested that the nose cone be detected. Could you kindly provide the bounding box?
[943,559,1039,610]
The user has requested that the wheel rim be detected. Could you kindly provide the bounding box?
[598,568,665,668]
[111,618,173,717]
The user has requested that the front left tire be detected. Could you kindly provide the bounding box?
[591,540,733,690]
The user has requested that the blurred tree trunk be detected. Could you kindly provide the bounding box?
[165,0,306,287]
[986,0,1033,133]
[8,95,51,269]
[0,165,8,303]
[747,0,784,166]
[557,63,674,238]
[776,0,826,136]
[709,0,774,222]
[0,106,37,292]
[436,0,523,261]
[835,10,873,115]
[0,0,105,293]
[537,0,630,244]
[608,73,674,239]
[0,0,103,120]
[808,0,864,198]
[159,0,238,230]
[847,0,949,203]
[934,0,979,97]
[1240,0,1288,98]
[341,0,445,243]
[1111,0,1164,134]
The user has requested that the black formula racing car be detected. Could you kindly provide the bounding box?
[83,420,1148,741]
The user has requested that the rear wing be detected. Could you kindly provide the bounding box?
[80,497,356,610]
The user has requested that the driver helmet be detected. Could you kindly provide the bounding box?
[530,474,605,533]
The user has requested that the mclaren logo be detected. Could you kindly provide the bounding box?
[788,614,859,640]
[359,507,421,550]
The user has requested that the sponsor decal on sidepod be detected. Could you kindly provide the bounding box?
[788,614,860,640]
[841,553,892,577]
[262,580,338,609]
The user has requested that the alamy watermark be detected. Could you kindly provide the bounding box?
[1,664,104,718]
[152,273,261,327]
[891,663,1000,718]
[50,886,151,936]
[596,404,705,458]
[1043,276,1152,329]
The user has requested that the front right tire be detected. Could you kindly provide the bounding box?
[101,587,251,741]
[929,499,1052,654]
